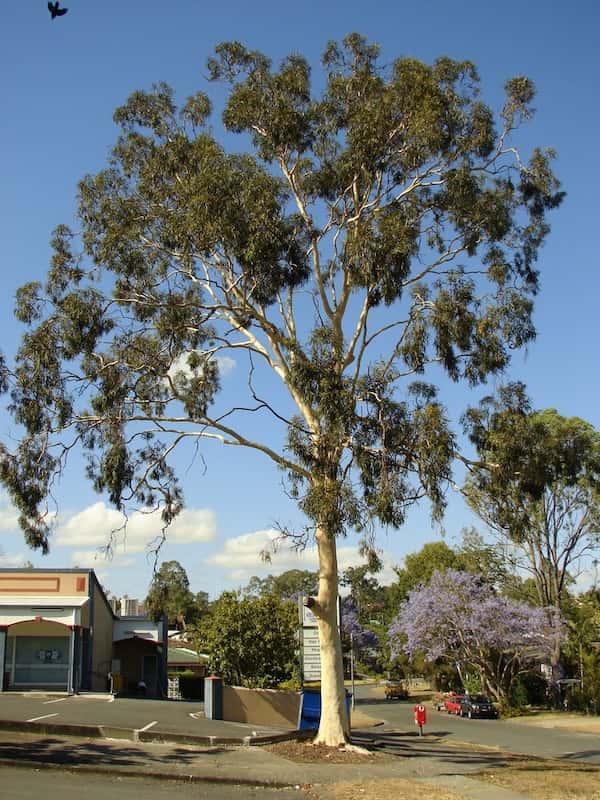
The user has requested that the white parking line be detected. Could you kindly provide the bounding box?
[27,713,59,722]
[136,721,158,732]
[43,697,70,705]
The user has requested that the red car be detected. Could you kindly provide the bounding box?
[444,694,465,715]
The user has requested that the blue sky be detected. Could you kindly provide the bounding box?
[0,1,598,602]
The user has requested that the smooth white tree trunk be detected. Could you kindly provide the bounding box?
[312,524,349,746]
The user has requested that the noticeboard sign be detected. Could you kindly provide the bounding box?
[301,604,318,627]
[298,596,341,683]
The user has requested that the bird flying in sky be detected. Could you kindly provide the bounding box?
[48,2,68,19]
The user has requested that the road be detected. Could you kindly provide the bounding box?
[354,687,600,763]
[0,767,305,800]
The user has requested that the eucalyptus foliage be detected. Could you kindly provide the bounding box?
[0,34,563,743]
[1,35,562,553]
[463,386,600,614]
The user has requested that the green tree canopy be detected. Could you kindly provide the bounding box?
[196,592,298,688]
[463,387,600,612]
[0,35,562,745]
[145,560,205,626]
[242,569,318,599]
[387,530,510,615]
[340,563,387,625]
[562,589,600,710]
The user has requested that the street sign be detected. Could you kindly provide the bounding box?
[301,604,318,627]
[298,596,342,684]
[301,623,321,680]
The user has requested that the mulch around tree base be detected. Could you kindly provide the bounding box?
[265,739,387,764]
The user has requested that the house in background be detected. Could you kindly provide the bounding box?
[167,644,208,676]
[0,569,166,696]
[113,616,168,695]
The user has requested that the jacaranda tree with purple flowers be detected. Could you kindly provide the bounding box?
[388,570,565,703]
[341,597,379,651]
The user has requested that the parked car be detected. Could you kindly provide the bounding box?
[384,680,409,700]
[459,694,498,719]
[432,694,447,711]
[444,694,465,714]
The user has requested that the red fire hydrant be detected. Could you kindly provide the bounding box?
[414,703,427,736]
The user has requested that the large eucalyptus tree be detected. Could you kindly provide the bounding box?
[463,386,600,669]
[0,35,562,744]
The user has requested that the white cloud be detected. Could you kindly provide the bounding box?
[0,493,18,532]
[215,355,236,376]
[205,529,283,571]
[69,550,109,567]
[68,550,136,569]
[55,502,217,554]
[167,351,236,382]
[164,509,219,545]
[205,528,398,587]
[0,553,29,568]
[574,565,598,594]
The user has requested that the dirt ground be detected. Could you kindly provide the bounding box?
[270,741,600,800]
[309,777,465,800]
[308,771,600,800]
[474,759,600,800]
[507,712,600,735]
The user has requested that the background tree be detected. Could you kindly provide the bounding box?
[340,564,387,625]
[242,569,318,599]
[145,560,204,627]
[340,596,379,650]
[0,35,562,745]
[389,569,565,704]
[195,592,298,688]
[561,589,600,711]
[387,532,508,615]
[456,527,509,585]
[388,541,457,612]
[463,386,600,668]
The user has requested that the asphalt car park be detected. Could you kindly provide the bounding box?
[0,693,282,740]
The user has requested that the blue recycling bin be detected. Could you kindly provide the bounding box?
[299,688,352,730]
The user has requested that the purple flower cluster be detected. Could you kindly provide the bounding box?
[388,570,564,665]
[341,597,379,649]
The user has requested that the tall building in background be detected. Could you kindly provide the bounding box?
[120,596,139,616]
[108,596,120,615]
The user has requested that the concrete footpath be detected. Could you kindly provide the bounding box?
[0,712,539,800]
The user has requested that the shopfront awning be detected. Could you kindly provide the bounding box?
[0,596,88,627]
